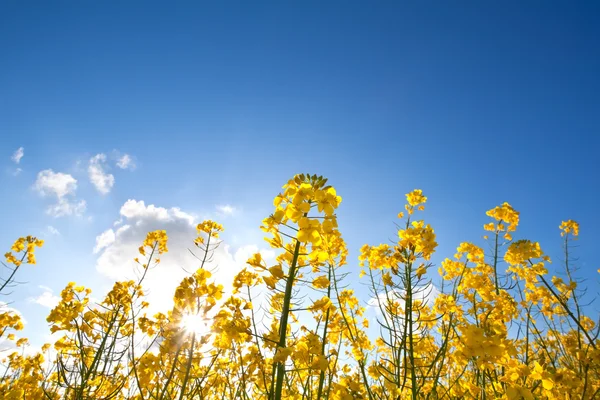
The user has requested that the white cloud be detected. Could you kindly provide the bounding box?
[9,148,24,175]
[116,154,135,170]
[95,201,200,313]
[33,169,86,217]
[116,224,130,236]
[94,200,273,316]
[216,204,237,216]
[29,286,60,309]
[46,198,87,217]
[34,169,77,198]
[120,200,195,225]
[89,154,115,195]
[11,147,24,164]
[93,229,116,254]
[47,226,60,235]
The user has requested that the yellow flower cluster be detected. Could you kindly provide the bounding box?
[0,310,24,339]
[484,202,520,240]
[560,219,579,237]
[4,235,43,266]
[398,220,437,261]
[195,220,224,245]
[145,229,168,252]
[406,188,427,207]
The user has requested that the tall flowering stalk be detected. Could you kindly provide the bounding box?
[255,174,344,400]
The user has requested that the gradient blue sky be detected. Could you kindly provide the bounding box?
[1,1,599,347]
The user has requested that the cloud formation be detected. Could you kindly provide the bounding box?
[33,169,87,217]
[89,154,115,195]
[116,154,135,170]
[29,286,60,309]
[93,229,116,254]
[34,170,77,198]
[216,204,237,216]
[11,147,24,164]
[47,226,60,236]
[94,200,273,315]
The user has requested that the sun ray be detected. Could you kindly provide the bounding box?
[180,313,210,335]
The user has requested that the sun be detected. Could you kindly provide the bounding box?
[180,313,210,335]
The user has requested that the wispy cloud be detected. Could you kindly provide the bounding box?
[47,199,87,217]
[11,147,24,164]
[33,169,87,217]
[216,204,237,216]
[116,153,135,170]
[28,286,60,309]
[89,154,115,195]
[47,226,60,236]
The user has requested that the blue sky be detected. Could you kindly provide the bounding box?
[1,1,599,347]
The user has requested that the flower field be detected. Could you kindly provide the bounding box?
[1,173,596,399]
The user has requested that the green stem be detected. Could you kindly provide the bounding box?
[273,238,302,400]
[539,273,596,349]
[0,252,27,293]
[316,265,332,400]
[178,333,197,400]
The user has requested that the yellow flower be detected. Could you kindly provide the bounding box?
[273,346,294,364]
[530,361,554,390]
[312,296,332,313]
[415,264,427,279]
[505,385,534,400]
[263,275,278,290]
[269,264,285,280]
[382,272,393,286]
[197,220,224,238]
[311,354,329,371]
[559,220,579,237]
[406,189,427,207]
[505,240,544,266]
[485,202,519,232]
[247,253,265,269]
[312,275,330,289]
